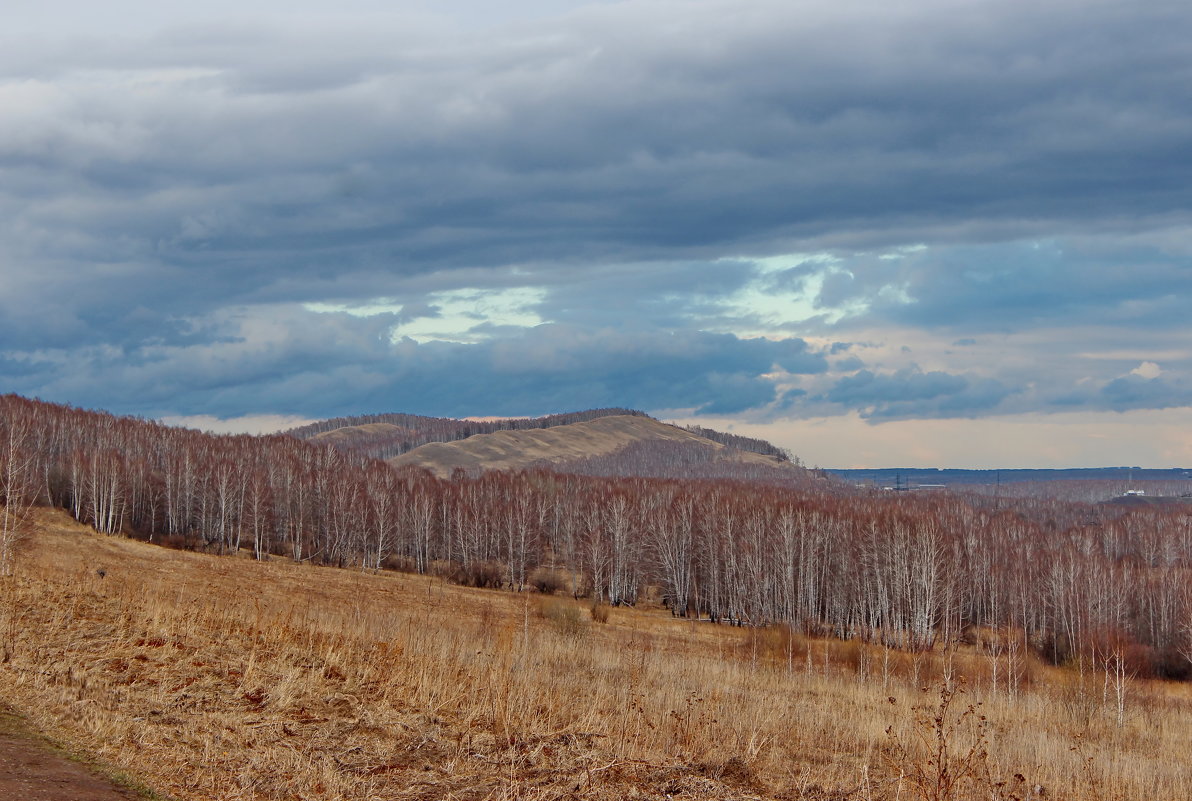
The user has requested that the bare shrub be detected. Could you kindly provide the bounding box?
[590,602,610,624]
[158,533,192,551]
[380,553,416,572]
[436,560,505,588]
[529,566,567,594]
[464,561,505,589]
[537,597,588,639]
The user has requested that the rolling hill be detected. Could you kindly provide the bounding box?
[386,414,803,480]
[289,407,806,483]
[288,408,650,460]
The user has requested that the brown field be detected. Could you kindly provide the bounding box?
[1,509,1190,800]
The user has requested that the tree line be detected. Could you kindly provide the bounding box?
[2,394,1190,678]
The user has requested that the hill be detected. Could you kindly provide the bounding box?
[287,408,650,460]
[387,414,804,480]
[5,394,1192,799]
[4,509,1189,801]
[287,408,794,474]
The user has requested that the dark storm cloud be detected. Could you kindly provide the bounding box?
[386,326,828,418]
[825,368,1015,419]
[831,239,1192,334]
[6,3,1192,302]
[0,305,828,419]
[3,0,1192,422]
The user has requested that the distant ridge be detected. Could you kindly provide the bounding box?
[828,465,1192,502]
[285,408,647,460]
[681,424,790,462]
[828,466,1192,485]
[388,414,808,481]
[287,408,807,483]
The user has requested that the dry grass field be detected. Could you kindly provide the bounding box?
[1,509,1190,800]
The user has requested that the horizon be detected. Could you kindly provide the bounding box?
[3,1,1192,467]
[152,402,1192,471]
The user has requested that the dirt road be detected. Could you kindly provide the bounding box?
[0,714,146,801]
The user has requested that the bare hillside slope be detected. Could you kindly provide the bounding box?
[388,414,796,478]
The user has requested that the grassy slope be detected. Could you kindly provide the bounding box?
[388,415,791,478]
[1,509,1190,800]
[309,423,414,446]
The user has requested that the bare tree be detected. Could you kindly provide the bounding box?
[0,417,35,575]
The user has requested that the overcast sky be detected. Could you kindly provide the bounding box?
[3,0,1191,467]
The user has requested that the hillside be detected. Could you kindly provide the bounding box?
[387,414,802,479]
[5,393,1192,662]
[6,395,1192,799]
[309,421,416,446]
[288,408,650,460]
[4,509,1191,801]
[288,408,795,476]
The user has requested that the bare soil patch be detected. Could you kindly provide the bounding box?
[0,711,145,801]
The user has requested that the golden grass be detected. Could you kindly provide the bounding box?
[388,415,787,477]
[1,509,1190,800]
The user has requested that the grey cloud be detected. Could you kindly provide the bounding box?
[1100,375,1191,412]
[5,3,1192,326]
[3,0,1192,425]
[819,237,1192,334]
[829,369,966,405]
[824,368,1015,420]
[0,305,827,419]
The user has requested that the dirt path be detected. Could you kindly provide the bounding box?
[0,713,146,801]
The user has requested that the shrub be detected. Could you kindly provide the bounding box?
[434,560,505,589]
[538,598,588,639]
[380,554,416,573]
[465,561,505,589]
[158,533,193,551]
[529,567,567,594]
[749,624,808,664]
[590,602,610,624]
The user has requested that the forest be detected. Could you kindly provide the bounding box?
[2,392,1190,681]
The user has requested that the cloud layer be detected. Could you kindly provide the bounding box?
[2,0,1191,462]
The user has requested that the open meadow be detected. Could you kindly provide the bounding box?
[0,509,1189,800]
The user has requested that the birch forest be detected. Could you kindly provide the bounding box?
[3,393,1190,680]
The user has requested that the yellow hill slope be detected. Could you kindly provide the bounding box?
[387,414,792,477]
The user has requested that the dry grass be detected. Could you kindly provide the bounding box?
[1,509,1190,800]
[388,415,787,477]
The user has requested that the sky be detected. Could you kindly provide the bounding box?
[2,0,1191,468]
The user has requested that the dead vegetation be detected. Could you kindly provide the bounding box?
[387,415,796,479]
[1,509,1190,800]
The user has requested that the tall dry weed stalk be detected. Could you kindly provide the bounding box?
[885,679,1033,801]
